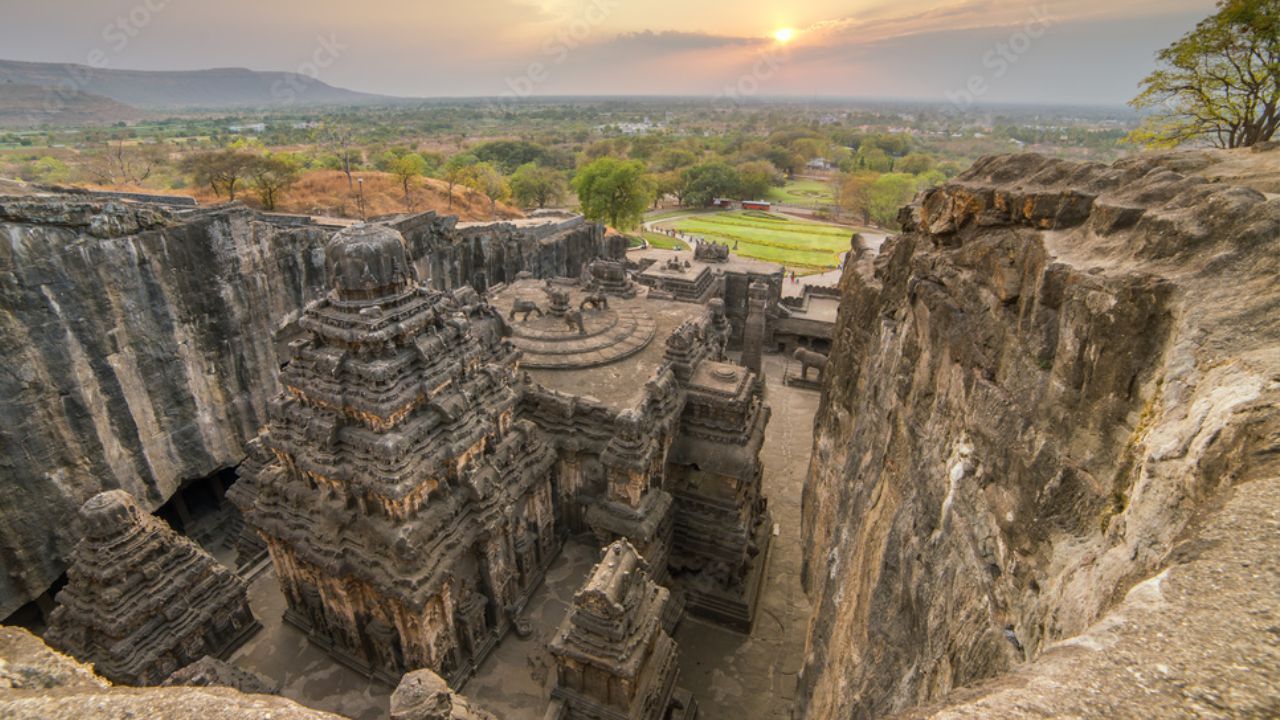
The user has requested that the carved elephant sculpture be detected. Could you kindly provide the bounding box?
[794,347,829,381]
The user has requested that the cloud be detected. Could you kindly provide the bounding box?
[606,30,765,51]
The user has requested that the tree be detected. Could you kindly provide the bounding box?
[323,125,359,189]
[915,168,948,190]
[510,163,567,209]
[857,146,894,173]
[791,137,828,162]
[653,148,698,172]
[737,160,784,200]
[470,140,561,173]
[837,171,880,224]
[572,157,655,230]
[461,161,510,218]
[867,173,918,228]
[443,153,479,211]
[22,156,70,183]
[1129,0,1279,148]
[680,161,741,207]
[248,153,301,211]
[85,139,165,186]
[896,153,936,175]
[387,153,429,210]
[762,145,805,176]
[179,149,257,201]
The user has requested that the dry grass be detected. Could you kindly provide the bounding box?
[76,169,524,222]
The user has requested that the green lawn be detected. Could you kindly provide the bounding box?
[664,211,851,270]
[644,208,714,222]
[767,178,836,205]
[641,231,689,250]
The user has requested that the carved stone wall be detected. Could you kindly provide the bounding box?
[235,224,562,686]
[548,540,687,720]
[45,490,259,686]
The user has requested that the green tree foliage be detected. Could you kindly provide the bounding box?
[762,145,805,176]
[867,173,918,228]
[249,153,301,211]
[653,148,698,172]
[387,153,429,209]
[21,156,70,183]
[572,157,655,230]
[915,168,948,190]
[470,140,566,173]
[896,153,936,175]
[791,137,829,162]
[736,160,784,200]
[461,161,510,218]
[1129,0,1279,148]
[443,153,479,210]
[509,163,567,209]
[837,171,879,224]
[680,161,742,206]
[179,148,257,201]
[857,146,894,173]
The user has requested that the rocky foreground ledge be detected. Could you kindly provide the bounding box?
[798,148,1279,719]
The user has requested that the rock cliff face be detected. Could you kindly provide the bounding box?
[798,150,1280,718]
[0,197,610,618]
[0,626,344,719]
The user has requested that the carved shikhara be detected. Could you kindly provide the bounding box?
[45,490,260,685]
[235,222,771,707]
[237,224,561,685]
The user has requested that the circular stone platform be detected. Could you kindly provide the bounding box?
[508,305,656,369]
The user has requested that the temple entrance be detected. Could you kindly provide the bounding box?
[1,571,67,635]
[154,466,240,567]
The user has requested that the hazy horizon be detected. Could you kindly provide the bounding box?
[1,0,1216,106]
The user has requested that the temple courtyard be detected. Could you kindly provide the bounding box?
[221,353,816,720]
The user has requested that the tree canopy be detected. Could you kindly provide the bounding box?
[1129,0,1279,148]
[572,157,654,230]
[510,163,567,209]
[680,161,741,207]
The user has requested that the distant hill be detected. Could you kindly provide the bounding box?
[0,82,145,127]
[0,59,391,112]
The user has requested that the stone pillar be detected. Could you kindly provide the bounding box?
[742,280,769,377]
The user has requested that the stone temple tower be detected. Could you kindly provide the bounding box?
[236,223,561,685]
[548,539,696,720]
[45,490,259,685]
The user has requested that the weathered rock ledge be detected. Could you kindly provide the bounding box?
[798,149,1279,719]
[0,626,344,719]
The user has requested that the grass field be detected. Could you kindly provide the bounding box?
[664,211,851,270]
[641,231,689,250]
[767,178,836,205]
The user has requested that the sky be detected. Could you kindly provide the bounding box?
[0,0,1218,105]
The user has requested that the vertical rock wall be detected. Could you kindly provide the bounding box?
[0,201,331,617]
[797,152,1280,719]
[0,199,610,618]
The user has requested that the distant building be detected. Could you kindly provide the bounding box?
[712,198,735,208]
[228,123,266,133]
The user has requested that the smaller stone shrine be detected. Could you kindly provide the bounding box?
[583,258,637,298]
[547,540,696,720]
[693,239,729,263]
[44,490,260,686]
[164,656,279,694]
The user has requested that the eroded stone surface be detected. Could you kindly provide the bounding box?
[0,198,613,619]
[798,150,1280,719]
[0,625,346,720]
[547,540,689,720]
[236,223,562,686]
[44,490,259,686]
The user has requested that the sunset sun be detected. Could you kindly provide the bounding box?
[774,27,796,43]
